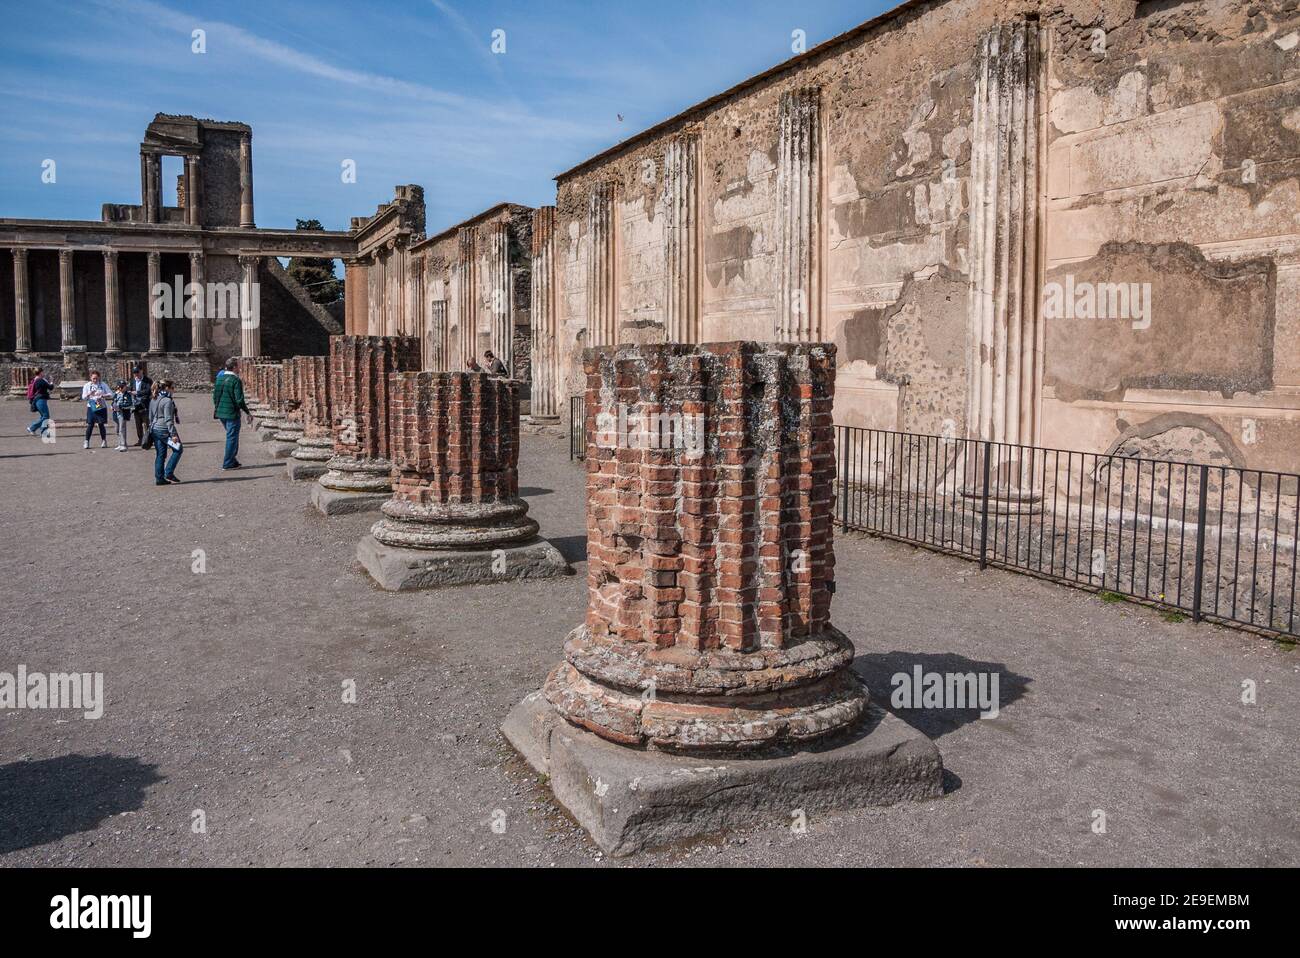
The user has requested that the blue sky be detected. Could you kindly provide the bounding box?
[0,0,896,235]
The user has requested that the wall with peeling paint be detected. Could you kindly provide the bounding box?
[545,0,1300,474]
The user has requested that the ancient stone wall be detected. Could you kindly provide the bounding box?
[547,0,1300,475]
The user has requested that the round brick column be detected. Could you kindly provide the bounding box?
[255,363,287,431]
[542,342,867,751]
[292,356,334,464]
[273,358,306,444]
[319,335,421,494]
[369,371,539,549]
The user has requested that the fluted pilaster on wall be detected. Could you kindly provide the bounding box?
[530,206,559,418]
[428,299,449,372]
[586,180,618,348]
[487,222,511,372]
[775,88,823,343]
[664,132,701,344]
[456,227,478,367]
[967,17,1041,446]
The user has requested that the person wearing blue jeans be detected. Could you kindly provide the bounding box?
[148,380,183,485]
[26,368,54,436]
[211,358,253,469]
[221,416,241,469]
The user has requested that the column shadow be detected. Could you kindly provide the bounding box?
[0,754,164,855]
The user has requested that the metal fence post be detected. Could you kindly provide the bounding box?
[839,427,850,533]
[978,440,992,570]
[1191,462,1209,623]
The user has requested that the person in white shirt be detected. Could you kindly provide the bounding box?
[81,370,113,449]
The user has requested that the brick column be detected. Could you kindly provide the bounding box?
[376,372,534,547]
[291,355,334,465]
[315,336,420,506]
[543,341,864,749]
[103,250,123,354]
[12,248,31,353]
[254,363,286,432]
[58,249,77,350]
[271,357,306,449]
[146,251,164,354]
[357,371,567,590]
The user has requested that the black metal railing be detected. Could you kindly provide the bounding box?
[569,395,585,461]
[837,426,1299,639]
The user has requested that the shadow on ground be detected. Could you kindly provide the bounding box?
[0,754,164,854]
[547,534,588,564]
[853,651,1031,738]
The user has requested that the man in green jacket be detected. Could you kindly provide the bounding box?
[212,357,254,470]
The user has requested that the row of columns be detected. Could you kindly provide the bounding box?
[5,247,250,356]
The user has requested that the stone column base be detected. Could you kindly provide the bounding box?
[286,458,328,481]
[356,532,569,591]
[502,693,943,857]
[310,458,394,515]
[309,482,390,516]
[287,437,332,478]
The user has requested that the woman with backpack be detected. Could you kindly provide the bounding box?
[25,367,55,438]
[148,380,183,485]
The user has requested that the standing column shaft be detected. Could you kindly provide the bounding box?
[189,251,208,354]
[104,250,122,354]
[58,249,77,349]
[13,248,31,353]
[146,251,164,353]
[239,133,255,228]
[240,256,260,357]
[185,155,203,226]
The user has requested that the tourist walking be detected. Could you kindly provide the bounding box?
[111,380,136,451]
[211,357,253,470]
[129,365,152,446]
[82,370,113,449]
[483,350,507,377]
[25,367,55,438]
[148,380,183,485]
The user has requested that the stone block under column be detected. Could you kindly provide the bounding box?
[309,481,390,516]
[502,692,941,857]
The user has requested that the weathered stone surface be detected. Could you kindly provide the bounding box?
[308,483,389,516]
[357,533,568,591]
[285,457,327,481]
[502,692,942,856]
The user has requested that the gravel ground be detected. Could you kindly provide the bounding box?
[1,395,1296,867]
